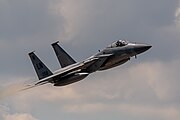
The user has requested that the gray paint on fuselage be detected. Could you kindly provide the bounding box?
[93,44,135,71]
[29,40,151,87]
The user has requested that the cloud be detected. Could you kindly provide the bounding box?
[0,0,65,79]
[0,77,34,101]
[0,0,180,120]
[12,84,81,102]
[64,103,105,113]
[49,0,180,61]
[51,0,86,41]
[6,59,180,119]
[0,0,64,41]
[72,60,180,103]
[0,0,179,79]
[4,60,180,119]
[117,103,180,120]
[3,113,38,120]
[63,102,180,120]
[175,1,180,25]
[127,60,180,102]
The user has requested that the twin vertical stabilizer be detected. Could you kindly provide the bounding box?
[29,52,53,80]
[51,41,76,68]
[29,41,76,80]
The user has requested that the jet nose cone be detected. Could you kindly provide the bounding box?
[134,44,152,55]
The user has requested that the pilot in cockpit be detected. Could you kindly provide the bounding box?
[115,40,127,47]
[107,40,128,48]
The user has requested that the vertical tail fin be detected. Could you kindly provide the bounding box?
[51,41,76,68]
[29,52,53,80]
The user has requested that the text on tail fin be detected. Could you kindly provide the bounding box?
[29,52,53,80]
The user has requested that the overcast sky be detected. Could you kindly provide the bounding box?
[0,0,180,120]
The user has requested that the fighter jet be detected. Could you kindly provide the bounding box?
[28,40,151,87]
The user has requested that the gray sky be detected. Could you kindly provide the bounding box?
[0,0,180,120]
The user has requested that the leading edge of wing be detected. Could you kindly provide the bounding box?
[95,53,113,58]
[32,53,113,86]
[33,57,100,86]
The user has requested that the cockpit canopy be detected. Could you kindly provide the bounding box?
[108,40,128,48]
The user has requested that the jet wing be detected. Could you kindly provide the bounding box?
[30,57,99,86]
[26,53,113,89]
[84,54,113,72]
[51,53,113,76]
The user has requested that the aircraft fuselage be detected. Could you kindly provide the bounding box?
[29,40,151,87]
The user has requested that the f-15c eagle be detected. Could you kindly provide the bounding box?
[28,40,151,87]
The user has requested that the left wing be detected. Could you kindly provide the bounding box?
[25,53,113,90]
[31,57,99,87]
[34,54,112,86]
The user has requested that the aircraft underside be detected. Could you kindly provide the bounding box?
[28,40,151,88]
[53,72,89,86]
[99,55,130,70]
